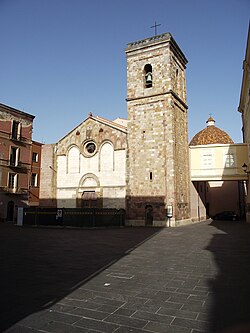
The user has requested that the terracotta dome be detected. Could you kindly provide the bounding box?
[189,117,234,146]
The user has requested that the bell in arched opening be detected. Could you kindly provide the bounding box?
[144,64,153,88]
[145,72,153,87]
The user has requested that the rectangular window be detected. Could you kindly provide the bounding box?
[225,153,235,168]
[9,147,19,166]
[12,121,20,140]
[8,173,18,189]
[30,173,38,187]
[202,153,213,168]
[32,152,38,162]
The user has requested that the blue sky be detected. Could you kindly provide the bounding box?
[0,0,249,144]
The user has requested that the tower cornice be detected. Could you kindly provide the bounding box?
[126,90,188,110]
[126,33,172,49]
[126,32,188,66]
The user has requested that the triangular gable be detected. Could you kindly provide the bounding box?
[93,115,127,132]
[57,114,127,143]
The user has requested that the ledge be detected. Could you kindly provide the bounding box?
[126,90,188,110]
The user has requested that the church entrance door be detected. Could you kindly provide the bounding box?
[145,205,153,226]
[82,191,98,208]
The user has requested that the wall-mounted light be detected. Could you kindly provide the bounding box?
[49,165,57,173]
[242,163,248,173]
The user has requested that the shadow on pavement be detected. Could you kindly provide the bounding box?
[0,224,161,331]
[207,220,250,333]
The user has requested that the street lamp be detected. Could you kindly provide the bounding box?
[242,163,248,173]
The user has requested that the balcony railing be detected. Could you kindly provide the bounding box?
[0,186,28,195]
[10,134,31,144]
[8,160,30,170]
[0,131,32,144]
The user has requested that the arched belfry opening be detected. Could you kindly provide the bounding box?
[144,64,153,88]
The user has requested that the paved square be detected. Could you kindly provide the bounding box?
[1,220,250,332]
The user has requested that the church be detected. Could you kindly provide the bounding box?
[40,32,191,226]
[39,32,248,226]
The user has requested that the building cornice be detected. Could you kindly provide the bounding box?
[0,102,35,119]
[126,90,188,110]
[126,32,188,66]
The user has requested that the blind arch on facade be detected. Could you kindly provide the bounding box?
[99,141,114,171]
[67,145,80,173]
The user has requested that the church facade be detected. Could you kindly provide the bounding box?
[40,33,192,226]
[55,115,127,210]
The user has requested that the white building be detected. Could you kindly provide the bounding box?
[189,117,248,220]
[40,114,127,210]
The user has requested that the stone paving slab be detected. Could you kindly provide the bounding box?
[2,220,250,332]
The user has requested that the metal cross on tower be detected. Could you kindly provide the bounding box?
[150,21,161,36]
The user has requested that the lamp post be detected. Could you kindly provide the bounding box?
[241,163,249,222]
[242,163,248,173]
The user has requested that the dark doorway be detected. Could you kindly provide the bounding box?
[145,205,153,226]
[7,201,14,221]
[82,191,98,208]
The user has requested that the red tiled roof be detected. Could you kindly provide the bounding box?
[189,125,234,146]
[92,115,127,131]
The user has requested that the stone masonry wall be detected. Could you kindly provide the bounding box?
[126,34,190,224]
[40,144,57,207]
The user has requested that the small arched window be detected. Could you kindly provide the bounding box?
[144,64,153,88]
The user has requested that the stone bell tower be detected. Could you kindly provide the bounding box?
[125,33,191,226]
